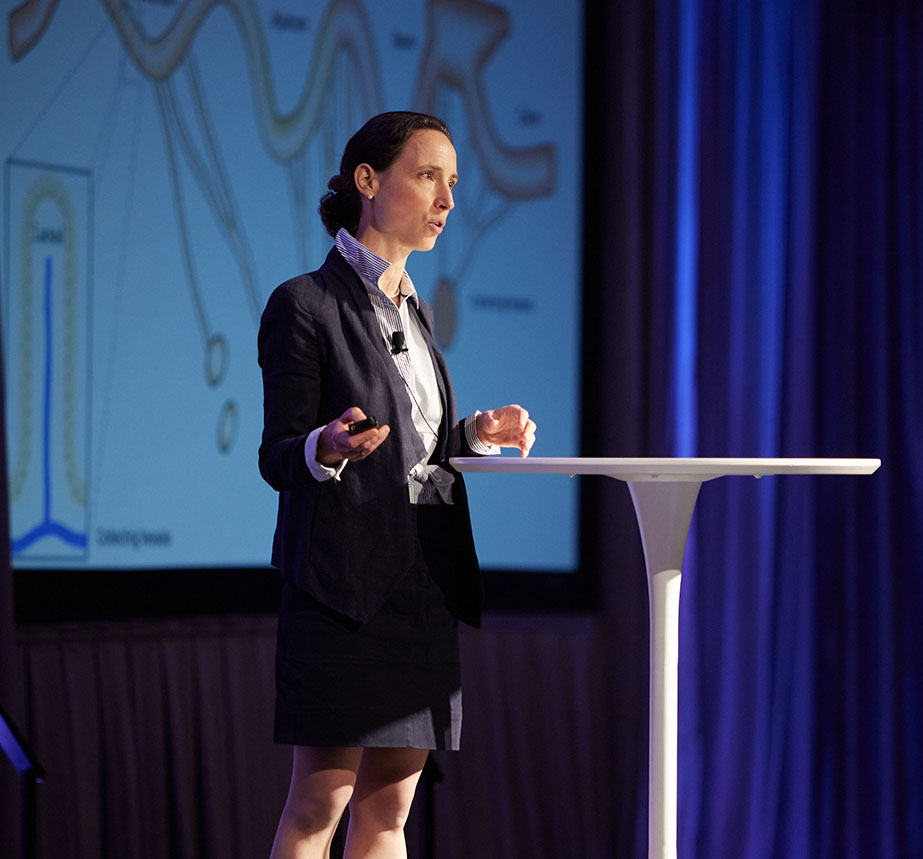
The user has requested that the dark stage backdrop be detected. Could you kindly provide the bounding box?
[3,0,922,857]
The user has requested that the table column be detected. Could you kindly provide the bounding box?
[627,480,702,859]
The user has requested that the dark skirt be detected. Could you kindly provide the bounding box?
[273,505,463,750]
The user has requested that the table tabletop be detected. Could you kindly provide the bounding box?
[450,456,881,482]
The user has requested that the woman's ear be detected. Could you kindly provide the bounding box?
[354,163,376,198]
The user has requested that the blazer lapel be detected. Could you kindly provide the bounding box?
[323,248,392,364]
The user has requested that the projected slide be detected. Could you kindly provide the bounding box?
[2,0,583,571]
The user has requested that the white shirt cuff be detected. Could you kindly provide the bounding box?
[465,411,500,455]
[305,426,348,481]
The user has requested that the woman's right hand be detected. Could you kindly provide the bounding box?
[315,407,390,467]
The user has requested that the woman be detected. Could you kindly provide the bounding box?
[258,111,536,859]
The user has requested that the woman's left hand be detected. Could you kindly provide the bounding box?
[476,405,536,458]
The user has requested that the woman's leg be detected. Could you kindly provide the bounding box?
[344,748,429,859]
[270,746,362,859]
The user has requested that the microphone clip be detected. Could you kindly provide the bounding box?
[390,331,408,354]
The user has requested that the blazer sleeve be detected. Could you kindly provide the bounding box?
[257,280,321,491]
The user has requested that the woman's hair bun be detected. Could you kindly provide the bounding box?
[318,174,360,237]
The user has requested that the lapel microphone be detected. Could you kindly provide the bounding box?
[390,331,408,354]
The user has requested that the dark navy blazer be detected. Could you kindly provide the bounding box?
[258,247,483,626]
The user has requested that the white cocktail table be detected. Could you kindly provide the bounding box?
[450,457,881,859]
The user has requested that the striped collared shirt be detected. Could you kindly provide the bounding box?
[328,228,494,501]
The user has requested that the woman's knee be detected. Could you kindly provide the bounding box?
[349,748,428,832]
[349,791,414,834]
[283,746,360,833]
[283,783,352,834]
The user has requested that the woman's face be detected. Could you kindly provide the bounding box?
[357,129,458,261]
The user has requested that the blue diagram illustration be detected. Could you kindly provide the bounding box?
[5,164,90,560]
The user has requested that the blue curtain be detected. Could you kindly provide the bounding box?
[634,0,923,855]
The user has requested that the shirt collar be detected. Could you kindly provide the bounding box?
[335,228,419,307]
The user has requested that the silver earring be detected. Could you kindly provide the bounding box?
[367,194,373,200]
